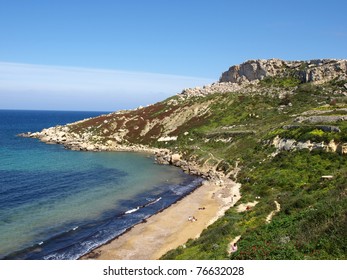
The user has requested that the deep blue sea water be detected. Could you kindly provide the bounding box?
[0,110,202,260]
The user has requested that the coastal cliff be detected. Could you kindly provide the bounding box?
[21,58,347,259]
[220,58,347,84]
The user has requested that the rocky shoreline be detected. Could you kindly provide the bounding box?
[18,126,228,182]
[18,123,238,231]
[18,128,161,153]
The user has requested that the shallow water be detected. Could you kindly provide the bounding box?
[0,110,201,259]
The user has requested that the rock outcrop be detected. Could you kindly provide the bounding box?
[294,115,347,124]
[22,125,162,153]
[179,59,347,98]
[219,58,347,84]
[154,150,224,179]
[271,135,347,155]
[220,59,285,83]
[180,82,246,97]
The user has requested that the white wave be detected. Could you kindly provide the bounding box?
[125,207,140,214]
[147,197,162,206]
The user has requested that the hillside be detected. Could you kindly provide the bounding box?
[23,59,347,259]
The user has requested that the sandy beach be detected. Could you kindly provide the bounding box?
[81,177,240,260]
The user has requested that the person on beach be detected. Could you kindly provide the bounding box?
[230,243,238,253]
[188,216,197,222]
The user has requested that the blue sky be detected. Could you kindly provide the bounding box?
[0,0,346,111]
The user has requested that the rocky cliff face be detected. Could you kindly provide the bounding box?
[179,59,347,98]
[219,58,347,84]
[220,59,284,83]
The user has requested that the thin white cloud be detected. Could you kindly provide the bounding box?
[0,62,215,111]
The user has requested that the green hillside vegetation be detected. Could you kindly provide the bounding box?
[32,70,347,259]
[158,79,347,260]
[155,79,345,166]
[162,150,347,259]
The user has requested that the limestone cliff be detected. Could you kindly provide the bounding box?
[219,58,347,84]
[180,58,347,97]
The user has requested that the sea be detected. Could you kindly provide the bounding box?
[0,110,202,260]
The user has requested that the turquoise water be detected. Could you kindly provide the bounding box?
[0,110,201,259]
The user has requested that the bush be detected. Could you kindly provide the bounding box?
[260,77,301,88]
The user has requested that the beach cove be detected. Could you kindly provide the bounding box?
[81,176,241,260]
[22,121,243,260]
[1,110,208,260]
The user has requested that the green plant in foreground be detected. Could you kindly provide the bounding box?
[162,150,347,260]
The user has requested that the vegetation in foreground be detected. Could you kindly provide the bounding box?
[162,150,347,259]
[159,79,347,260]
[61,74,347,259]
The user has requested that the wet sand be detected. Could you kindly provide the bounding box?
[81,178,240,260]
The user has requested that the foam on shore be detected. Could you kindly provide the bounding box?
[81,177,240,260]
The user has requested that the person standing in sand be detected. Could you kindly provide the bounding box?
[230,243,238,253]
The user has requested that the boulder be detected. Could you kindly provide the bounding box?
[279,139,296,151]
[171,153,181,163]
[327,140,338,152]
[114,136,123,143]
[316,125,341,133]
[337,143,347,155]
[41,136,52,143]
[296,141,311,150]
[86,144,95,151]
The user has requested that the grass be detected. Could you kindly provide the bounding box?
[267,122,347,143]
[162,150,347,260]
[259,76,301,88]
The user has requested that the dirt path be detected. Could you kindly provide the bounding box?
[266,200,281,223]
